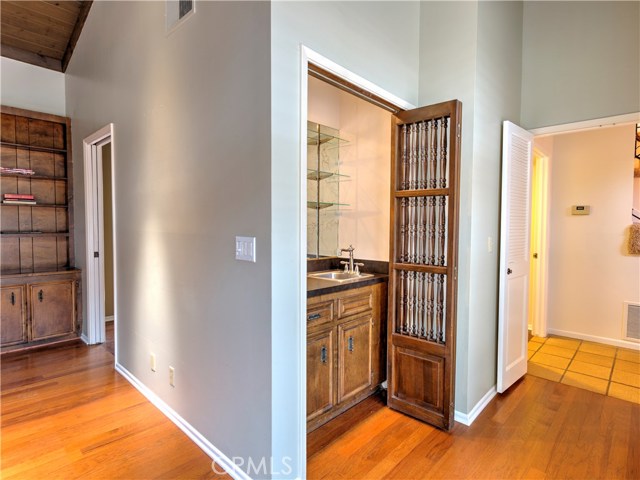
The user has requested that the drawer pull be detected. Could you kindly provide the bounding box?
[321,346,327,364]
[348,336,354,352]
[308,313,322,321]
[38,290,44,302]
[10,292,15,305]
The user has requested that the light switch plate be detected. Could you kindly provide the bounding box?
[235,236,256,262]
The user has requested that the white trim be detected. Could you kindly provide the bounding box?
[297,46,309,480]
[80,333,90,345]
[115,363,252,480]
[547,328,640,351]
[454,386,497,426]
[530,150,550,338]
[302,47,416,112]
[530,112,640,137]
[83,125,117,360]
[105,316,115,323]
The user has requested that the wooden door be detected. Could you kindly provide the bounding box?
[387,100,462,430]
[338,314,372,403]
[307,327,336,422]
[30,281,75,340]
[497,121,533,393]
[1,286,27,346]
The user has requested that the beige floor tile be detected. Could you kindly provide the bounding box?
[529,336,546,344]
[611,369,640,388]
[573,351,614,368]
[530,352,571,370]
[567,360,612,380]
[616,348,640,364]
[561,371,608,395]
[527,362,564,382]
[528,350,535,360]
[546,337,580,350]
[578,342,616,357]
[608,382,640,404]
[538,344,576,359]
[528,341,542,352]
[614,359,640,374]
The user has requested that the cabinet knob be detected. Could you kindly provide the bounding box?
[38,290,44,302]
[348,336,354,352]
[10,292,15,305]
[321,345,327,364]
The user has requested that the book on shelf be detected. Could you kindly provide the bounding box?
[3,193,35,200]
[0,167,36,176]
[2,199,37,205]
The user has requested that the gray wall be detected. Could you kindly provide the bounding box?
[66,1,272,476]
[521,1,640,128]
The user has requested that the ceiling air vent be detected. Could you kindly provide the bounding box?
[623,302,640,342]
[166,0,195,34]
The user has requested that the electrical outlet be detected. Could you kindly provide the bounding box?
[169,366,175,387]
[150,353,157,372]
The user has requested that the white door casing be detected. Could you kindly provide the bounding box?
[497,121,533,393]
[83,124,115,348]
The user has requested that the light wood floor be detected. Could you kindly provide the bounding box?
[308,377,640,479]
[1,342,230,480]
[2,340,639,480]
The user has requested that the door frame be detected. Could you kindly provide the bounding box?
[299,45,415,474]
[83,124,117,354]
[529,149,550,337]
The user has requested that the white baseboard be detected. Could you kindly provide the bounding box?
[105,316,114,323]
[80,333,90,344]
[114,363,252,480]
[547,328,640,351]
[454,385,497,426]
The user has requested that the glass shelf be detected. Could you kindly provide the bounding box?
[307,121,350,147]
[307,169,350,181]
[307,201,350,210]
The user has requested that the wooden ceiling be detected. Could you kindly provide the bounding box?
[0,1,93,72]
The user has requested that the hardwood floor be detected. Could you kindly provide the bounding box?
[1,342,230,479]
[308,376,640,479]
[3,340,638,479]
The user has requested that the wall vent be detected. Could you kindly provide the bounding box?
[623,302,640,342]
[166,0,195,34]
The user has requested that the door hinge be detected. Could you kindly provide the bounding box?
[94,251,99,258]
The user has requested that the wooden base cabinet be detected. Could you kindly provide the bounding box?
[0,270,81,351]
[307,282,387,432]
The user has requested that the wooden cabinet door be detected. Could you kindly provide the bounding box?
[307,327,336,422]
[1,286,27,346]
[338,314,372,403]
[30,281,75,340]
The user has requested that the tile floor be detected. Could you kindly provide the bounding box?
[528,335,640,404]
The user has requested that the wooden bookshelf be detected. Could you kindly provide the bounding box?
[0,106,81,353]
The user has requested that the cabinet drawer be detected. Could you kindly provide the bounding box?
[1,286,27,346]
[337,290,372,318]
[307,299,334,328]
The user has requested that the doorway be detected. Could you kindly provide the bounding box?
[83,124,117,357]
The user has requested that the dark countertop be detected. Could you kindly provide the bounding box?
[307,272,388,298]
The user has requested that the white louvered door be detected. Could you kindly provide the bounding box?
[497,121,533,393]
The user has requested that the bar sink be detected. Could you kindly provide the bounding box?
[308,270,374,283]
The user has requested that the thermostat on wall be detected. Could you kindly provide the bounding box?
[571,205,590,215]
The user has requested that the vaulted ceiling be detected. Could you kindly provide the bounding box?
[0,1,93,72]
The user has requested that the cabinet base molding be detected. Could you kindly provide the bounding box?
[308,386,383,433]
[0,333,81,356]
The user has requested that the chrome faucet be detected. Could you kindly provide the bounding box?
[340,245,364,274]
